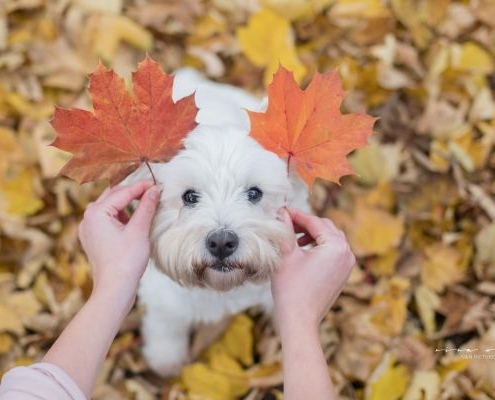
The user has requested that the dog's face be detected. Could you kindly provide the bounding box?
[150,125,293,291]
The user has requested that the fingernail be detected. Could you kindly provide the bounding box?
[155,183,164,193]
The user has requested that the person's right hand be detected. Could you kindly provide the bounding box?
[271,208,356,332]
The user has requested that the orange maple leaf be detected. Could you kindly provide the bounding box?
[51,56,198,185]
[248,65,377,187]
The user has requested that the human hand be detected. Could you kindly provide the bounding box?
[78,181,161,303]
[271,208,356,332]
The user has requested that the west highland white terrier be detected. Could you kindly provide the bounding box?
[130,69,310,376]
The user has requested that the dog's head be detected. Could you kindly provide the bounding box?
[150,125,294,291]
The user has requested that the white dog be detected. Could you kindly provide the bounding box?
[132,69,309,376]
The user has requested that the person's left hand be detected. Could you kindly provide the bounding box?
[78,181,161,301]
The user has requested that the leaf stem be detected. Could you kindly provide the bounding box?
[144,160,157,185]
[284,153,293,207]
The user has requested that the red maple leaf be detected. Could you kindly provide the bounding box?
[248,65,377,187]
[51,56,198,185]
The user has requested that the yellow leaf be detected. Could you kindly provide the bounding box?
[7,290,43,321]
[330,0,392,19]
[450,130,490,171]
[421,244,465,292]
[109,332,135,357]
[209,350,245,376]
[369,249,398,277]
[403,370,441,400]
[370,277,409,336]
[415,285,441,334]
[0,168,44,216]
[436,355,470,379]
[261,0,333,21]
[365,352,411,400]
[3,92,53,119]
[74,0,122,13]
[182,363,249,400]
[450,42,494,74]
[346,202,404,257]
[0,333,13,354]
[362,182,396,211]
[218,314,254,367]
[0,304,24,335]
[349,139,401,185]
[92,15,152,62]
[429,139,450,172]
[237,8,306,86]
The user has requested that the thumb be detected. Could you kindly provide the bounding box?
[127,185,161,233]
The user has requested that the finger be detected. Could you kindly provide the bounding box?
[276,207,298,253]
[98,181,154,212]
[287,208,334,246]
[127,186,161,233]
[292,221,309,235]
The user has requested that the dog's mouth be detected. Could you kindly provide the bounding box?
[209,262,236,273]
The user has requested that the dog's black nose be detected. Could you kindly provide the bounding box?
[206,230,239,259]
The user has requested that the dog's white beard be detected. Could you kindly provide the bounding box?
[151,206,293,291]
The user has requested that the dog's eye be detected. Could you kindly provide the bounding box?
[182,190,200,206]
[247,187,263,203]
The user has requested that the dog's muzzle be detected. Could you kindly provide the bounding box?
[205,229,239,259]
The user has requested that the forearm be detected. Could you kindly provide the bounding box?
[279,320,336,400]
[42,290,134,398]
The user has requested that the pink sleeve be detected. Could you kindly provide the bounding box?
[0,363,86,400]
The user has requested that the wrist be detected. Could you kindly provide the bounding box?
[89,285,137,316]
[276,309,320,339]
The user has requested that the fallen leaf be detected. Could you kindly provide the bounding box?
[91,15,153,63]
[349,137,401,185]
[0,167,44,216]
[51,56,198,185]
[0,304,24,335]
[415,285,441,334]
[421,243,466,292]
[261,0,332,21]
[365,352,411,400]
[450,42,494,74]
[370,277,409,336]
[182,363,249,400]
[331,201,404,257]
[218,314,254,367]
[402,370,441,400]
[237,8,306,86]
[249,65,376,186]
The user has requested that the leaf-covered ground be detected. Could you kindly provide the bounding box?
[1,1,495,399]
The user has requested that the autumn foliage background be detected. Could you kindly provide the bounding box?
[1,0,495,399]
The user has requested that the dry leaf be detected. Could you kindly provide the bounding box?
[51,56,198,185]
[237,8,306,86]
[365,352,411,400]
[249,65,376,186]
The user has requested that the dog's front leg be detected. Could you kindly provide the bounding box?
[140,302,192,377]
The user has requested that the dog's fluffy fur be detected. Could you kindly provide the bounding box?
[131,69,309,376]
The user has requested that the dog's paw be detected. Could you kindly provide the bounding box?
[142,340,190,377]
